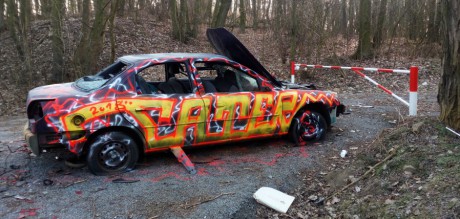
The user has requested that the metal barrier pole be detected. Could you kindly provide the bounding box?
[409,66,419,116]
[290,61,295,83]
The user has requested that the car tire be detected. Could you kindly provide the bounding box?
[289,109,327,145]
[87,131,139,175]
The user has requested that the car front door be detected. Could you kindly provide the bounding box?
[193,60,281,144]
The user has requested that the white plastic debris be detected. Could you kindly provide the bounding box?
[253,187,295,213]
[446,127,460,137]
[340,150,348,158]
[422,82,428,86]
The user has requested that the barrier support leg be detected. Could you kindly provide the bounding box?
[290,61,295,83]
[409,66,419,116]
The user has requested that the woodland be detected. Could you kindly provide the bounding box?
[0,1,458,128]
[0,1,459,218]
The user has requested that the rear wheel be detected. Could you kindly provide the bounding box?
[289,109,327,145]
[87,131,139,175]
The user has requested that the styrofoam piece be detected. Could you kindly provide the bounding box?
[253,187,295,213]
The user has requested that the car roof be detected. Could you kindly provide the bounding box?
[118,53,229,64]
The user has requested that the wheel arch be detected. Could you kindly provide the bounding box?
[296,102,332,127]
[84,126,146,160]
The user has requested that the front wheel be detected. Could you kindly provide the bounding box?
[289,110,327,145]
[87,131,139,175]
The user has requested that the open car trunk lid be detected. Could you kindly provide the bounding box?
[206,28,282,87]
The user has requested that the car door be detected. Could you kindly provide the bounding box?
[119,61,206,150]
[193,60,281,144]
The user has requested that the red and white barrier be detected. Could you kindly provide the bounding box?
[290,61,419,116]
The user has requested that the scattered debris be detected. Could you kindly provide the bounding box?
[18,208,38,218]
[182,192,235,209]
[253,187,295,213]
[384,199,395,205]
[63,179,86,188]
[43,179,53,186]
[112,178,140,183]
[331,196,340,204]
[388,120,397,124]
[422,82,428,86]
[412,122,424,132]
[308,195,318,201]
[446,127,460,137]
[340,150,347,158]
[75,190,82,195]
[10,165,20,170]
[351,104,374,108]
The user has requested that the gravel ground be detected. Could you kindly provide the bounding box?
[0,88,438,218]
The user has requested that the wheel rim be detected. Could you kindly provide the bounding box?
[99,141,129,169]
[297,111,322,142]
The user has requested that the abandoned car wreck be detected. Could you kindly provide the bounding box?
[24,28,345,175]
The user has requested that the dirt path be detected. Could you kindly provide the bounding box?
[0,89,438,218]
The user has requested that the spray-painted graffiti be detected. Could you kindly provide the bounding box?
[24,53,344,174]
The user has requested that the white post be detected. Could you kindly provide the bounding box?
[409,66,419,116]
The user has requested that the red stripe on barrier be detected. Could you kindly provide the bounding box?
[290,61,295,75]
[331,66,341,69]
[410,66,418,92]
[351,67,364,71]
[314,65,323,68]
[352,69,366,77]
[378,68,394,73]
[300,64,308,68]
[378,84,392,94]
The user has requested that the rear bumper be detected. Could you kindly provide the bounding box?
[23,123,40,155]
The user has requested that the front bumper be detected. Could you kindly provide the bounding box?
[23,123,40,155]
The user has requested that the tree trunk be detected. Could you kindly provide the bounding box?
[251,0,257,29]
[353,0,372,59]
[239,0,246,32]
[108,0,120,63]
[427,0,440,42]
[211,0,231,28]
[340,0,347,36]
[84,0,109,74]
[190,0,201,37]
[51,0,64,83]
[33,0,40,17]
[289,1,297,62]
[117,0,125,17]
[6,0,24,59]
[74,0,91,78]
[373,0,388,49]
[0,0,5,31]
[169,0,186,42]
[40,0,51,19]
[438,0,460,130]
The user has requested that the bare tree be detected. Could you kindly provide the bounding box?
[51,0,64,82]
[239,0,246,32]
[353,0,373,59]
[0,0,5,31]
[438,0,460,129]
[211,0,231,28]
[108,0,120,63]
[169,0,187,42]
[373,0,388,49]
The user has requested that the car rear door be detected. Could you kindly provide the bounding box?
[119,60,206,150]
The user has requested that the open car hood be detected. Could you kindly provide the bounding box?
[206,28,282,87]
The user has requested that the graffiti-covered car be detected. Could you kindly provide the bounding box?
[24,28,345,175]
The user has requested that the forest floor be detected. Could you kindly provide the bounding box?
[0,18,458,218]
